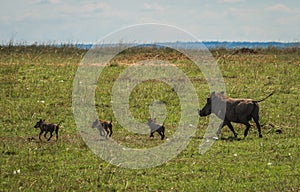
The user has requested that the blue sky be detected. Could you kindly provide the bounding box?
[1,0,300,43]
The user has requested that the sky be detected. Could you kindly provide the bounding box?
[1,0,300,44]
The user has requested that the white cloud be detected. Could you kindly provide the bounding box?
[143,3,165,12]
[48,0,60,3]
[227,7,259,20]
[267,3,293,13]
[16,9,40,21]
[30,0,60,4]
[82,2,110,13]
[60,2,110,14]
[0,15,12,23]
[219,0,244,3]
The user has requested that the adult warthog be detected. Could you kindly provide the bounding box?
[198,92,274,138]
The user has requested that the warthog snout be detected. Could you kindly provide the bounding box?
[198,98,212,117]
[198,109,209,117]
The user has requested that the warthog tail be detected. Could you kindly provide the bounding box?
[256,91,275,103]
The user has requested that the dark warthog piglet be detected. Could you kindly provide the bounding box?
[92,118,113,138]
[198,91,274,138]
[147,118,165,140]
[34,119,61,141]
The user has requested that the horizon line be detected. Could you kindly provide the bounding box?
[1,40,300,46]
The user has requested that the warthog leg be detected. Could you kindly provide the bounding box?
[217,120,238,138]
[243,122,251,138]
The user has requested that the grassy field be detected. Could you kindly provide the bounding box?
[1,45,299,191]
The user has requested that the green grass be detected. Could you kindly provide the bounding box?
[1,45,300,191]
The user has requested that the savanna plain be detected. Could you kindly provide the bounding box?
[1,45,299,191]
